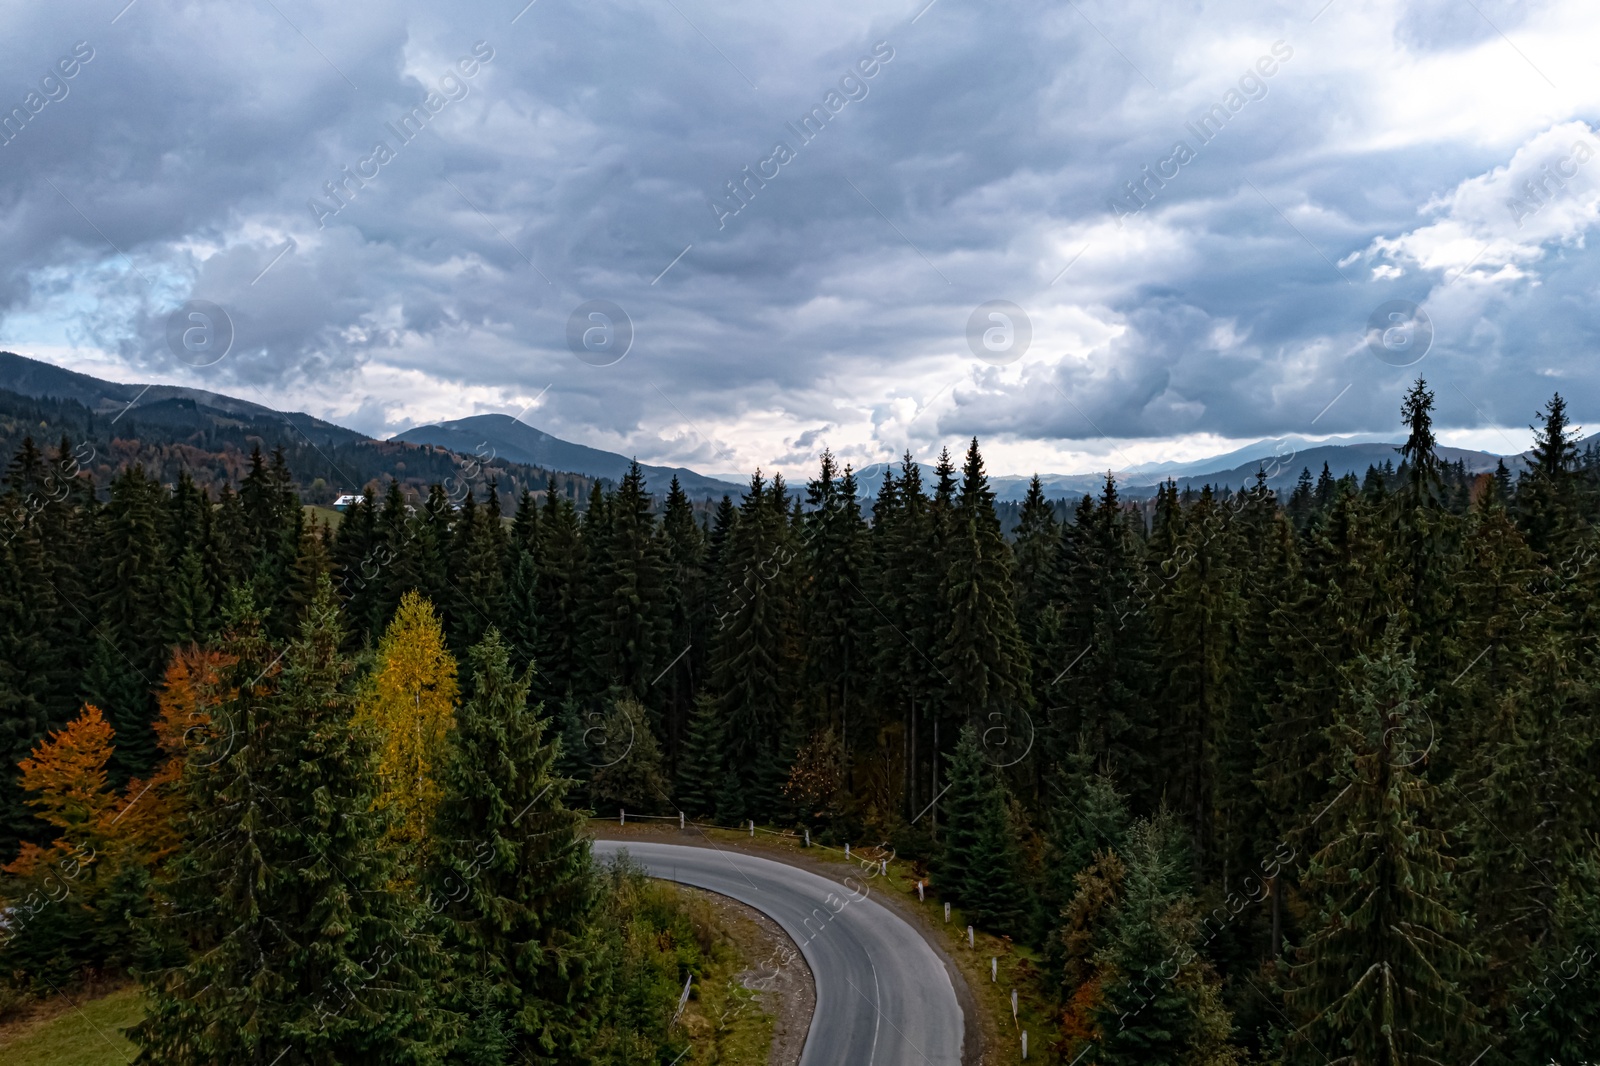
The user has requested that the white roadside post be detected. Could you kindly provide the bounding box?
[749,820,755,837]
[804,828,810,847]
[967,925,974,948]
[1022,1031,1028,1060]
[916,880,924,902]
[991,957,997,982]
[679,811,685,830]
[845,843,850,860]
[1011,989,1018,1020]
[620,808,625,826]
[880,858,887,876]
[944,902,951,923]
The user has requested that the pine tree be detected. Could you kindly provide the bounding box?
[939,438,1030,727]
[1286,635,1477,1066]
[583,696,672,814]
[446,488,508,657]
[333,485,382,642]
[133,582,448,1065]
[674,696,723,818]
[934,726,1030,934]
[1504,862,1600,1065]
[587,462,670,704]
[90,465,168,783]
[659,476,706,774]
[871,453,944,821]
[163,547,216,647]
[802,451,869,788]
[1048,476,1160,810]
[0,443,79,858]
[430,629,596,1066]
[1090,814,1238,1066]
[533,486,587,703]
[1391,380,1457,692]
[1149,485,1242,874]
[701,473,802,821]
[1515,393,1581,560]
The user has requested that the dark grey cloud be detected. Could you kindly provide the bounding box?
[0,0,1594,475]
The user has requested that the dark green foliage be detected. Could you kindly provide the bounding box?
[700,473,802,821]
[431,629,596,1065]
[1,403,1595,1065]
[1046,477,1159,808]
[1286,635,1478,1066]
[133,582,449,1066]
[939,439,1030,723]
[659,476,707,773]
[802,451,871,780]
[586,463,670,704]
[934,726,1030,934]
[1090,814,1237,1066]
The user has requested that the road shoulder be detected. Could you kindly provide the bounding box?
[590,823,985,1066]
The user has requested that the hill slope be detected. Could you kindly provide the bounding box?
[394,414,743,498]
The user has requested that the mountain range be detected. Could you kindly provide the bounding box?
[393,414,744,498]
[0,351,1521,505]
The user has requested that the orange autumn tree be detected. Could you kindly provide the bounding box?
[4,705,119,880]
[356,591,459,859]
[3,701,179,880]
[134,644,237,860]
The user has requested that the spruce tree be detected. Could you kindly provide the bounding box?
[446,488,508,657]
[133,582,447,1065]
[90,465,168,783]
[1286,635,1477,1066]
[1150,485,1241,874]
[802,451,870,785]
[1091,814,1238,1066]
[701,473,802,821]
[939,438,1030,724]
[430,629,596,1066]
[1047,476,1159,810]
[533,485,587,703]
[934,725,1030,934]
[674,696,723,818]
[659,476,706,773]
[587,462,670,704]
[1515,393,1581,560]
[870,453,944,820]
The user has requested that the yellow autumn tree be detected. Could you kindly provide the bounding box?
[357,591,459,858]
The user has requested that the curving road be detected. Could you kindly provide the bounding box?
[592,838,964,1066]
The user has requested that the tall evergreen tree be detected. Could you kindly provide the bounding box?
[1286,635,1477,1066]
[701,473,802,820]
[133,582,448,1065]
[88,465,167,783]
[430,629,596,1066]
[802,451,870,785]
[1090,814,1238,1066]
[587,462,670,706]
[933,726,1030,934]
[659,476,706,771]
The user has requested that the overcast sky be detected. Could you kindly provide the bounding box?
[2,0,1595,479]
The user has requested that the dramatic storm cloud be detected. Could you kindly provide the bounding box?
[2,0,1597,476]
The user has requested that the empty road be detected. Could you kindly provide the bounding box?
[592,838,964,1066]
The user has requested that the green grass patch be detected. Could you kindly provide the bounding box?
[0,986,144,1066]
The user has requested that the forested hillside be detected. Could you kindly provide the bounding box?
[0,381,600,508]
[1,379,1598,1063]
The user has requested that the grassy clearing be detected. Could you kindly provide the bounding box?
[0,985,143,1066]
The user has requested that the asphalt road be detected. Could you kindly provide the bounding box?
[592,839,964,1066]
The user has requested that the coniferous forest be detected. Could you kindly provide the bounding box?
[1,379,1598,1064]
